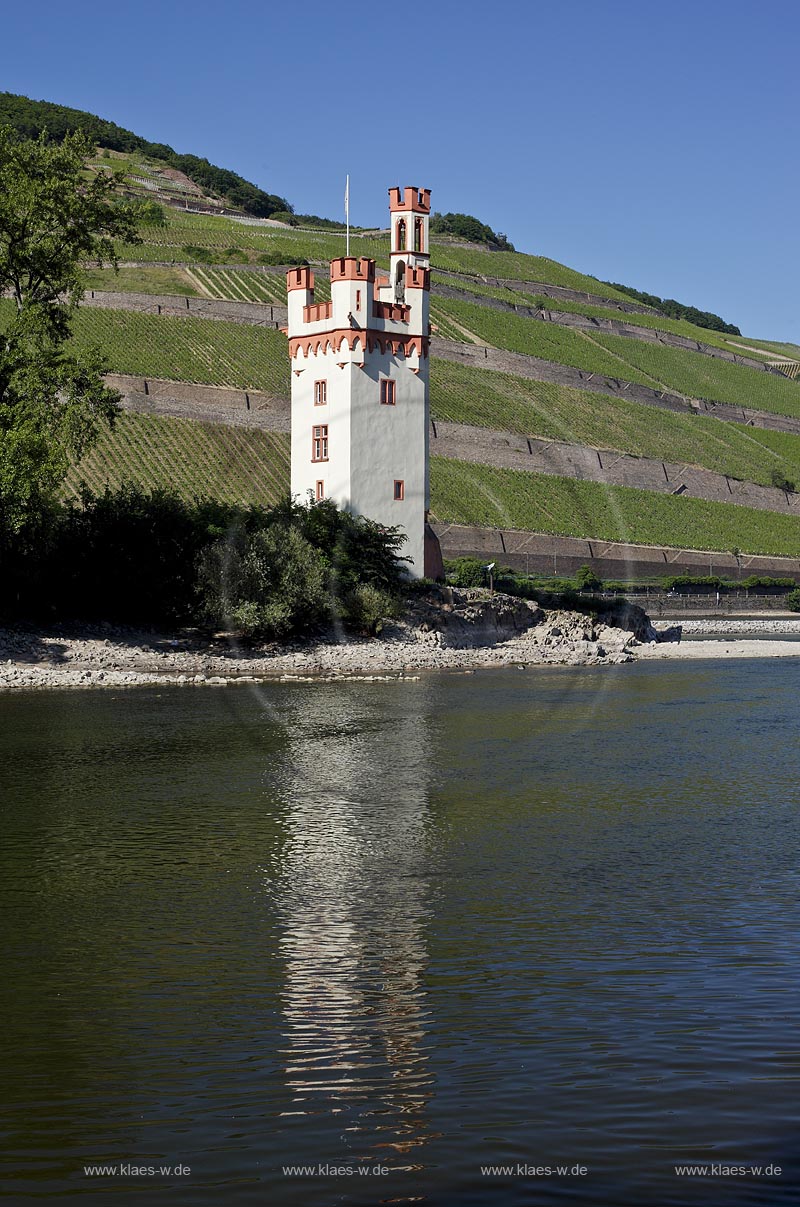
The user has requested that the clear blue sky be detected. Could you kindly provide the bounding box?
[2,0,798,340]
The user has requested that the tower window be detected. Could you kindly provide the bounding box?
[396,218,406,252]
[380,379,396,406]
[312,425,329,462]
[355,289,361,310]
[414,218,423,252]
[315,480,325,501]
[313,380,327,406]
[394,479,405,501]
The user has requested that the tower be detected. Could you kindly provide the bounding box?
[285,185,440,579]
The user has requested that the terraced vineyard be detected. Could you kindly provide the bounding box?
[430,458,800,558]
[113,209,632,301]
[69,308,291,394]
[65,412,290,507]
[434,297,800,418]
[188,266,330,304]
[433,297,659,384]
[431,361,800,488]
[444,278,773,358]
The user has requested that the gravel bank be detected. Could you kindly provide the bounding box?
[4,594,796,692]
[0,592,643,692]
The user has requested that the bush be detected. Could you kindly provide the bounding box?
[198,496,408,639]
[575,564,603,591]
[662,574,724,591]
[341,583,401,636]
[770,468,796,493]
[257,251,308,266]
[786,589,800,612]
[182,244,214,263]
[199,522,328,638]
[445,556,488,587]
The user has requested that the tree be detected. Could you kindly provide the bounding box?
[575,564,603,592]
[0,127,141,531]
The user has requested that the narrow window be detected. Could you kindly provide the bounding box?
[394,479,405,501]
[355,289,361,311]
[313,380,327,406]
[396,218,406,252]
[380,379,396,406]
[312,424,329,462]
[315,480,324,501]
[414,218,423,252]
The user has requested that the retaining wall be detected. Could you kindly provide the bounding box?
[432,524,800,581]
[433,269,657,315]
[434,284,783,375]
[431,339,800,437]
[432,421,800,515]
[84,290,286,327]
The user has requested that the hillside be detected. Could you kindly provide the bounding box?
[6,100,800,578]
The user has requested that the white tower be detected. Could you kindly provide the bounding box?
[285,186,440,578]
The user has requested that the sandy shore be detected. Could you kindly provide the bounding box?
[2,608,799,691]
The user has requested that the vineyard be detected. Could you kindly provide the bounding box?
[430,360,800,489]
[65,411,290,507]
[69,307,291,394]
[433,297,800,418]
[444,277,773,359]
[109,208,632,300]
[429,458,800,558]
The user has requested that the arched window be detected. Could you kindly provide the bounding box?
[396,218,406,252]
[395,260,406,303]
[414,218,423,252]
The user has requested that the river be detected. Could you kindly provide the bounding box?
[2,660,799,1204]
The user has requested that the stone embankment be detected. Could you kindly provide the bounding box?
[0,590,668,692]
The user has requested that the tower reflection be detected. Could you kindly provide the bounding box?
[265,683,437,1169]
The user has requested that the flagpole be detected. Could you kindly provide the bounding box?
[345,174,350,257]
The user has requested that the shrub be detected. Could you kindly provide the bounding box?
[341,583,401,636]
[770,468,796,493]
[446,556,487,587]
[257,251,308,266]
[199,522,327,638]
[181,243,214,263]
[575,564,603,591]
[786,589,800,612]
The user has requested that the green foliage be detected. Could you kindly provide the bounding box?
[740,575,797,589]
[199,497,409,638]
[430,211,514,251]
[199,522,328,637]
[0,484,240,623]
[662,574,724,591]
[600,279,741,336]
[131,198,167,226]
[770,468,796,493]
[445,556,489,587]
[0,91,292,218]
[340,583,401,636]
[0,126,141,530]
[181,243,215,263]
[786,589,800,612]
[575,564,603,591]
[257,250,308,266]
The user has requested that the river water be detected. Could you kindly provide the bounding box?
[2,660,800,1205]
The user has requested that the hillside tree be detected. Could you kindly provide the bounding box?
[0,127,141,531]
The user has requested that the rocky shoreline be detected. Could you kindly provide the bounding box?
[2,592,797,692]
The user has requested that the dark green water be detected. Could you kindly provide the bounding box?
[2,661,800,1205]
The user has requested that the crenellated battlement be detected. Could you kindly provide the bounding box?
[330,256,376,283]
[388,186,431,214]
